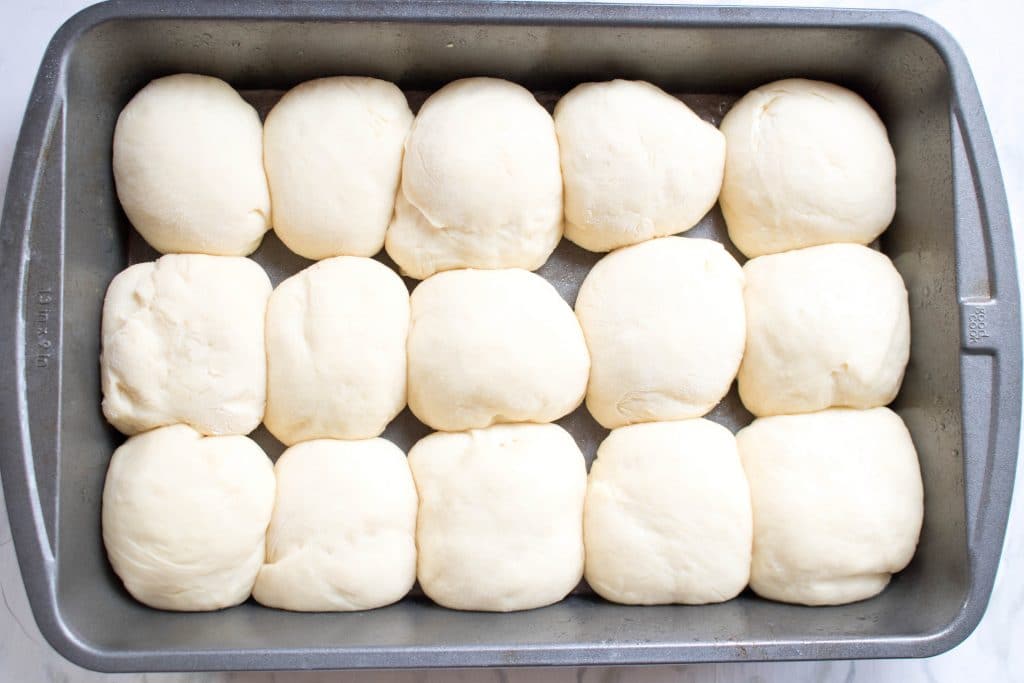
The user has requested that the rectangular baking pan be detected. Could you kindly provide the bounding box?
[0,0,1019,672]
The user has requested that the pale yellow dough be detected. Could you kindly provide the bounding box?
[113,74,271,256]
[409,424,587,612]
[102,425,275,611]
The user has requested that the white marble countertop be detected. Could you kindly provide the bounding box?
[1,0,1021,681]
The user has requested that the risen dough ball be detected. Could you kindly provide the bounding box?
[575,236,745,429]
[738,408,923,605]
[253,439,417,611]
[409,424,586,612]
[264,77,413,260]
[738,243,909,417]
[385,78,563,279]
[720,78,896,258]
[584,419,751,605]
[264,257,409,445]
[113,74,271,255]
[554,80,726,252]
[407,268,589,432]
[101,254,271,436]
[102,425,275,611]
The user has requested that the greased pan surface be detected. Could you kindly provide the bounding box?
[0,0,1018,671]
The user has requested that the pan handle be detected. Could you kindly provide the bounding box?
[0,85,65,610]
[949,53,1021,588]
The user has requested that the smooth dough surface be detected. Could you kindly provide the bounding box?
[102,425,275,611]
[575,236,745,429]
[385,78,563,279]
[407,268,589,432]
[584,419,752,605]
[113,73,271,255]
[409,424,587,612]
[719,78,896,258]
[101,254,271,436]
[265,257,409,445]
[737,408,923,605]
[253,439,418,611]
[555,80,726,252]
[738,243,910,417]
[264,77,413,260]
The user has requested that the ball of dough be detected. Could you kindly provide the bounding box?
[738,243,910,417]
[385,78,563,279]
[719,78,896,258]
[575,236,745,429]
[737,407,923,605]
[584,419,751,605]
[101,254,271,436]
[113,74,271,256]
[264,77,413,260]
[554,80,726,252]
[409,424,587,612]
[102,425,275,611]
[407,268,589,432]
[265,257,409,445]
[253,439,417,611]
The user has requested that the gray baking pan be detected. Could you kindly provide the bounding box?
[0,0,1019,672]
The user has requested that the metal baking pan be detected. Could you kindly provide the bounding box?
[0,0,1019,672]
